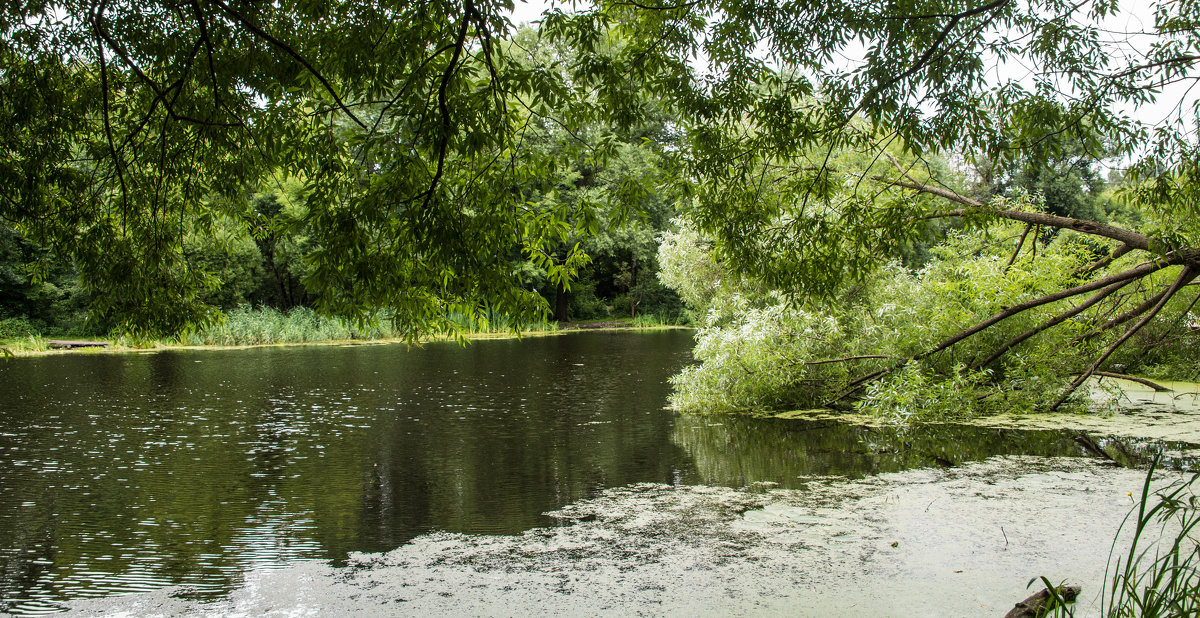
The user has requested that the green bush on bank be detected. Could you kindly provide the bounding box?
[658,213,1199,420]
[0,317,38,340]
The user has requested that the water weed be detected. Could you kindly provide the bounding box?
[1041,456,1200,617]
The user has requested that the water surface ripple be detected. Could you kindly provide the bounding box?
[0,330,1174,613]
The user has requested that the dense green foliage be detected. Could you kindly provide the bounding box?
[1,1,681,337]
[1,0,1197,409]
[0,13,686,338]
[635,0,1200,415]
[662,208,1198,418]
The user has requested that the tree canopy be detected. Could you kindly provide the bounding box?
[2,0,1198,405]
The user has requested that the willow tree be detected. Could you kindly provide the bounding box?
[561,0,1200,412]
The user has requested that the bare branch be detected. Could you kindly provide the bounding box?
[1004,223,1033,273]
[1050,266,1198,411]
[876,176,1153,250]
[1088,371,1172,393]
[804,354,894,366]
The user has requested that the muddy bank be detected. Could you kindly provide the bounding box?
[60,456,1164,617]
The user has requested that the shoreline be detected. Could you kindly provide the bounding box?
[0,323,693,358]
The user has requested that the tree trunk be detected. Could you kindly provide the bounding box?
[554,280,569,323]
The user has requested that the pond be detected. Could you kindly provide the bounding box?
[0,330,1193,613]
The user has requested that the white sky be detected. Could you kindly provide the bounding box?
[509,0,553,25]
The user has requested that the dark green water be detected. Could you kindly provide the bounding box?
[0,330,1170,613]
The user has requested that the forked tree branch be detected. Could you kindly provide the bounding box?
[827,258,1175,405]
[1077,282,1174,343]
[973,278,1132,370]
[1050,266,1198,411]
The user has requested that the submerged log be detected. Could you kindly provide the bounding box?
[1004,585,1080,618]
[47,340,110,349]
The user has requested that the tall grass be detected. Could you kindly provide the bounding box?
[177,306,389,346]
[443,308,557,334]
[176,306,559,347]
[1042,456,1200,617]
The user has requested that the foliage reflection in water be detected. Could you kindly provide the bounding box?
[0,330,1192,613]
[0,332,695,612]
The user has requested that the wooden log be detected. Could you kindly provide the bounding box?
[47,340,110,349]
[1004,585,1081,618]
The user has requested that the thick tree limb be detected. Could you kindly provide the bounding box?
[828,258,1174,405]
[973,278,1132,370]
[1050,266,1198,411]
[876,177,1153,251]
[828,368,891,404]
[1005,584,1081,618]
[913,260,1172,359]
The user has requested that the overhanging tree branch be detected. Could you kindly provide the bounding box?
[418,0,476,214]
[1050,265,1198,410]
[827,257,1178,405]
[209,0,366,129]
[874,176,1153,250]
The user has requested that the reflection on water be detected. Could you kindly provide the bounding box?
[0,330,1193,613]
[671,415,1197,488]
[0,332,696,613]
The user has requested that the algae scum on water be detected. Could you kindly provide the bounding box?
[1,333,1197,616]
[61,457,1160,616]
